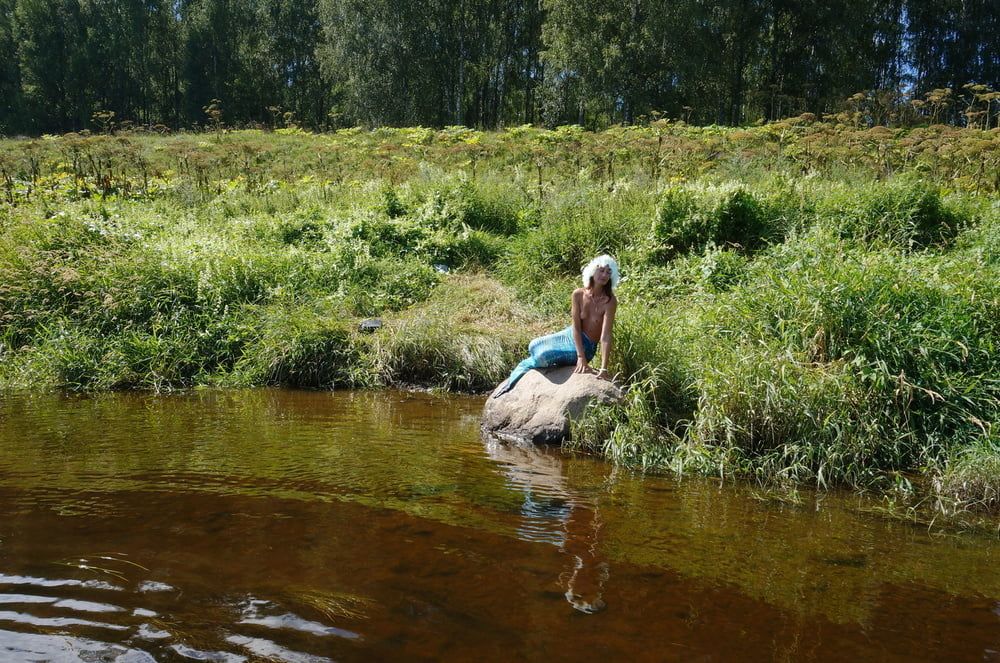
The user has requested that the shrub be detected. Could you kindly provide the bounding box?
[682,232,999,484]
[502,187,651,288]
[583,223,999,490]
[338,211,431,258]
[955,200,1000,263]
[340,255,439,315]
[568,370,676,469]
[337,207,508,269]
[651,184,787,259]
[422,228,508,269]
[371,274,552,391]
[935,436,1000,513]
[407,179,523,235]
[230,301,368,389]
[37,311,239,391]
[689,341,888,486]
[382,186,407,218]
[373,315,511,391]
[815,178,964,248]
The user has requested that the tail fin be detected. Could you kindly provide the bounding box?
[492,358,535,398]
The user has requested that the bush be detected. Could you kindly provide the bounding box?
[651,184,790,259]
[935,436,1000,513]
[337,207,508,270]
[581,220,999,492]
[371,274,553,391]
[955,200,1000,264]
[406,178,523,235]
[373,315,511,391]
[502,187,651,288]
[689,341,888,486]
[35,310,241,391]
[339,211,432,258]
[815,178,964,248]
[231,301,368,389]
[340,255,439,315]
[3,129,999,514]
[568,370,675,469]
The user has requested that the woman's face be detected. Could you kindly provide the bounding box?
[592,265,612,287]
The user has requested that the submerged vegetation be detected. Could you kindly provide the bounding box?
[1,122,998,517]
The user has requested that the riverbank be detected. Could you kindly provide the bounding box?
[1,125,998,518]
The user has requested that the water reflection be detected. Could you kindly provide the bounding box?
[484,438,610,613]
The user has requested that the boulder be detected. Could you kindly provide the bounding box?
[482,365,624,444]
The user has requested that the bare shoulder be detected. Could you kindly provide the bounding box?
[607,295,618,310]
[572,287,586,300]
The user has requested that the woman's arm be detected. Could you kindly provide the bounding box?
[571,289,591,373]
[597,298,617,379]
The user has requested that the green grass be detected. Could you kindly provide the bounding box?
[371,274,556,391]
[935,434,1000,514]
[1,126,998,517]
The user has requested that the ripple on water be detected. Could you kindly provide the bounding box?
[0,573,122,591]
[52,598,127,613]
[238,612,362,640]
[0,628,156,663]
[0,610,129,631]
[136,580,175,593]
[226,635,334,663]
[135,622,172,641]
[0,593,59,605]
[4,390,1000,662]
[170,643,248,662]
[237,597,363,641]
[0,572,174,656]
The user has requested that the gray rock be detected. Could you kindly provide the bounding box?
[482,365,624,444]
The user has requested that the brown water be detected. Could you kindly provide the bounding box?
[0,389,998,662]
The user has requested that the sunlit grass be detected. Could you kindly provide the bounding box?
[1,127,998,514]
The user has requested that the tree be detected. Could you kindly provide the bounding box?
[2,0,995,132]
[318,0,432,125]
[263,0,329,127]
[15,0,91,132]
[0,0,23,133]
[541,0,693,126]
[907,0,1000,123]
[181,0,279,125]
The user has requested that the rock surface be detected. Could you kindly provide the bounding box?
[482,365,624,444]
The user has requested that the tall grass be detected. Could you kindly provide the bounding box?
[371,274,556,391]
[0,177,527,391]
[570,179,998,503]
[554,177,998,495]
[1,128,998,511]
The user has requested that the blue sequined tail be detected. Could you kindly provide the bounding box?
[493,326,596,398]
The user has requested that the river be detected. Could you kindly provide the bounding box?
[0,389,997,661]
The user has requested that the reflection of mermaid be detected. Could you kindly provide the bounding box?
[559,501,609,614]
[484,438,609,613]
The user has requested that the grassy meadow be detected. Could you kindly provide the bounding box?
[1,121,998,517]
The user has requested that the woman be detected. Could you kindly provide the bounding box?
[493,254,619,398]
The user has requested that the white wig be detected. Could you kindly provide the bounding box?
[582,254,620,291]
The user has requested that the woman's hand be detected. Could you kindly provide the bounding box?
[596,367,610,380]
[574,357,592,374]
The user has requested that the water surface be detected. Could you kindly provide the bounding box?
[0,389,998,661]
